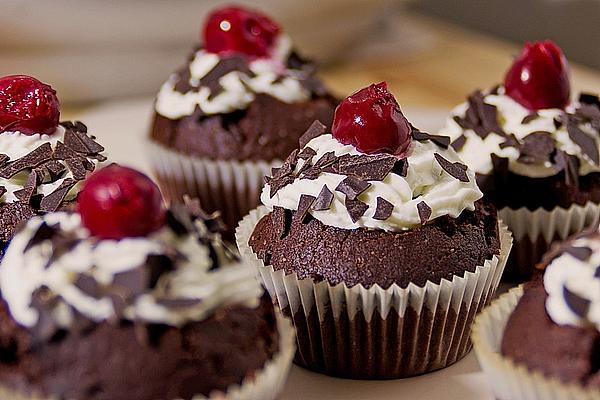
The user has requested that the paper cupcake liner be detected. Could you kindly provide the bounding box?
[147,140,281,239]
[236,206,513,379]
[498,201,600,282]
[472,287,600,400]
[0,312,295,400]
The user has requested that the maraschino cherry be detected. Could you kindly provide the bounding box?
[504,40,570,110]
[78,165,166,240]
[203,5,281,58]
[332,82,412,156]
[0,75,60,135]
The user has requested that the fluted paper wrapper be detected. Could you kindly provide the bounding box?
[0,313,295,400]
[147,140,281,239]
[499,201,600,282]
[236,206,513,379]
[472,287,600,400]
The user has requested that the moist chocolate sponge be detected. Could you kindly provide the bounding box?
[477,171,600,210]
[150,94,337,161]
[501,278,600,388]
[0,295,279,400]
[249,200,500,289]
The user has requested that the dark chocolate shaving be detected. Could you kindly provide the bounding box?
[272,206,291,239]
[14,170,39,203]
[411,129,451,149]
[580,93,600,107]
[451,135,467,152]
[453,90,505,139]
[25,222,58,251]
[434,153,469,182]
[335,176,371,200]
[112,268,149,298]
[299,120,327,148]
[521,113,540,124]
[499,134,520,149]
[155,297,202,309]
[294,194,316,223]
[553,150,580,188]
[0,186,6,198]
[417,201,432,225]
[563,285,590,318]
[0,143,53,178]
[337,154,397,181]
[565,246,593,261]
[373,197,394,220]
[74,274,102,298]
[345,197,368,223]
[518,132,555,164]
[39,178,77,212]
[199,56,255,98]
[313,185,334,211]
[567,123,599,165]
[297,147,317,160]
[392,159,409,177]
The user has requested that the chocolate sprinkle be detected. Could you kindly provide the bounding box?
[313,185,334,211]
[345,197,368,223]
[39,178,77,212]
[417,201,432,225]
[434,153,469,182]
[412,129,451,149]
[563,285,590,318]
[335,176,371,200]
[337,154,397,181]
[567,123,599,165]
[451,136,467,152]
[373,197,394,220]
[299,120,327,148]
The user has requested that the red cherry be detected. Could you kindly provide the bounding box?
[504,40,570,110]
[78,165,166,240]
[0,75,60,135]
[332,82,412,156]
[203,5,281,58]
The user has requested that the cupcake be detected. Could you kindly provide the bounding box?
[0,165,294,399]
[0,74,106,256]
[472,226,600,400]
[439,40,600,282]
[149,5,337,238]
[236,82,512,379]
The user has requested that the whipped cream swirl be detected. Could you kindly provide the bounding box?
[544,232,600,331]
[440,87,600,178]
[0,211,262,330]
[261,132,482,231]
[156,35,313,119]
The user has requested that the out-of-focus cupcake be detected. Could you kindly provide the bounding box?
[0,165,294,400]
[148,4,337,239]
[439,40,600,282]
[237,82,512,379]
[473,225,600,400]
[0,74,106,256]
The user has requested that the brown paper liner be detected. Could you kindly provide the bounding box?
[147,140,280,240]
[236,206,513,379]
[0,313,295,400]
[472,287,600,400]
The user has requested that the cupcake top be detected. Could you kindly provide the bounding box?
[261,82,483,231]
[0,75,106,242]
[155,5,327,120]
[0,165,261,343]
[440,41,600,181]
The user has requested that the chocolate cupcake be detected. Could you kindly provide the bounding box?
[236,82,512,379]
[0,165,294,400]
[439,40,600,282]
[148,5,337,238]
[472,227,600,400]
[0,75,106,257]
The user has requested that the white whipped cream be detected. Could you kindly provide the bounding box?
[0,212,262,328]
[155,35,310,119]
[545,235,600,331]
[0,126,99,203]
[440,87,600,178]
[261,134,483,231]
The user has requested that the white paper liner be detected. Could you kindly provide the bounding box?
[147,140,281,236]
[236,206,513,378]
[0,313,295,400]
[472,287,600,400]
[499,202,600,282]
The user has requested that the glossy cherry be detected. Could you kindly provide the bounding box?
[0,75,60,135]
[78,165,166,240]
[504,40,570,110]
[203,5,281,58]
[332,82,412,156]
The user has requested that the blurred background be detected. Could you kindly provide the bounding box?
[1,0,600,112]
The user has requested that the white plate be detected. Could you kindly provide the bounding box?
[77,98,495,400]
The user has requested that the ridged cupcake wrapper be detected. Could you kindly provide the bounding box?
[236,206,513,379]
[498,202,600,282]
[472,287,600,400]
[0,313,295,400]
[147,140,280,238]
